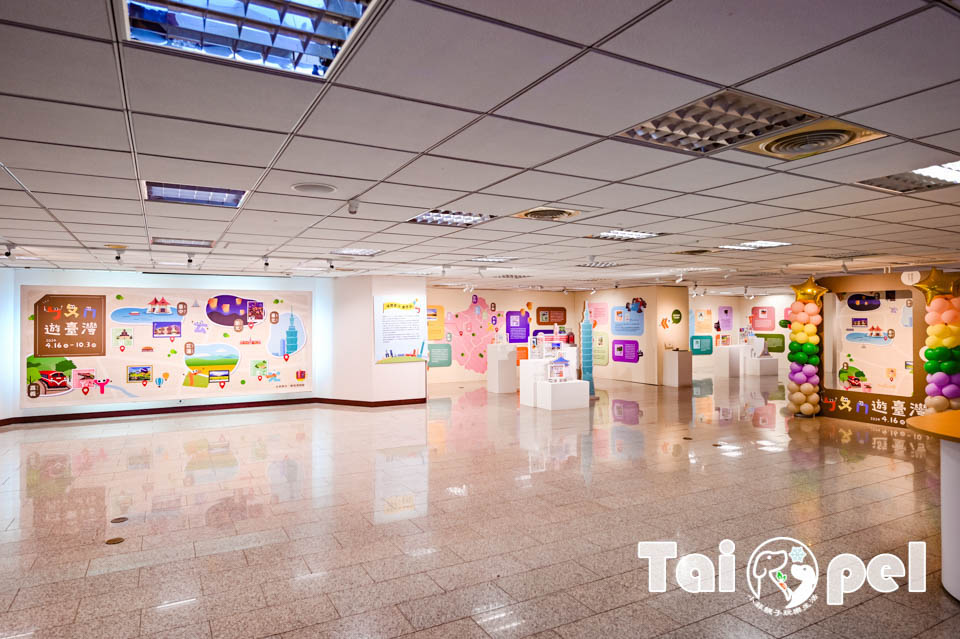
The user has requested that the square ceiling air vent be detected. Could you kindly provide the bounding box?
[126,0,369,77]
[857,161,960,194]
[618,89,818,154]
[738,119,886,161]
[512,207,580,221]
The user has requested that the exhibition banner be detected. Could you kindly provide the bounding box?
[374,296,427,364]
[21,286,311,407]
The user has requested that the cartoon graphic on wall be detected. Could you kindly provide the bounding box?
[22,286,311,407]
[694,309,712,333]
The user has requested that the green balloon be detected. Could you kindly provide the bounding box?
[953,348,960,361]
[807,355,821,366]
[794,352,808,364]
[934,347,951,361]
[924,360,941,374]
[802,342,818,355]
[925,347,940,361]
[942,360,960,375]
[787,353,797,363]
[789,341,802,353]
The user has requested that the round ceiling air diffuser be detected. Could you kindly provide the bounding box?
[292,183,338,195]
[512,206,580,221]
[762,129,855,158]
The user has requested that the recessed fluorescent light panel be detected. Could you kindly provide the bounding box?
[144,182,245,208]
[331,248,382,256]
[470,257,515,263]
[579,261,619,268]
[151,237,215,248]
[718,240,791,250]
[619,89,818,154]
[590,229,661,241]
[858,161,960,194]
[126,0,369,77]
[409,210,490,228]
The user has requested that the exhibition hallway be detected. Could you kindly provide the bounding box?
[0,378,950,639]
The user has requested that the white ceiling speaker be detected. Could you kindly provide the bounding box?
[291,183,338,195]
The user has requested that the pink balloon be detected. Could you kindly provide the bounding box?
[942,309,959,324]
[797,312,809,323]
[926,383,943,396]
[809,314,822,326]
[788,312,799,322]
[943,384,960,399]
[925,311,943,325]
[951,297,960,311]
[791,301,805,313]
[807,375,820,386]
[804,302,819,315]
[930,298,950,313]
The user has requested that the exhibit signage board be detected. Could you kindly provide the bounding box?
[374,296,427,364]
[21,285,311,407]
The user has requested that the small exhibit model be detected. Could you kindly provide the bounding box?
[547,354,571,382]
[580,301,595,396]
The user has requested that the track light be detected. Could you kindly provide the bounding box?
[114,249,124,263]
[675,273,683,283]
[3,243,13,258]
[328,259,335,271]
[841,261,849,274]
[563,289,568,295]
[463,285,469,292]
[263,256,270,270]
[590,288,596,295]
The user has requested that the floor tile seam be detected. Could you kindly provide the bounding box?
[644,598,774,638]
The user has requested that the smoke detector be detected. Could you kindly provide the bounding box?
[618,89,818,154]
[512,206,580,221]
[738,119,885,160]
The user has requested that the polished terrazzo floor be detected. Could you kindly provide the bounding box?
[0,377,953,639]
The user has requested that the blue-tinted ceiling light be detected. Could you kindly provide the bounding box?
[145,181,246,207]
[126,0,369,77]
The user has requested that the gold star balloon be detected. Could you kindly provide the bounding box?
[912,267,959,305]
[792,276,829,305]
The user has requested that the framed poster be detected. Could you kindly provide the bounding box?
[374,296,427,364]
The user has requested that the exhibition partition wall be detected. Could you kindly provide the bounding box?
[1,270,427,425]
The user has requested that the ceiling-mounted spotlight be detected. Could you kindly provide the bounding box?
[347,199,359,215]
[114,249,124,263]
[614,282,620,289]
[722,270,734,280]
[675,273,683,283]
[3,243,14,258]
[186,253,195,268]
[841,261,850,273]
[441,264,449,276]
[590,288,596,295]
[463,284,469,292]
[469,284,475,293]
[562,289,568,295]
[263,256,270,270]
[328,259,335,271]
[587,255,596,263]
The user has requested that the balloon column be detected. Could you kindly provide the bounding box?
[785,276,829,416]
[913,267,960,413]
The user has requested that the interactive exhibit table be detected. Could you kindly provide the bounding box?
[907,411,960,600]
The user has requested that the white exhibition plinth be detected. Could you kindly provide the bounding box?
[662,349,692,387]
[716,344,749,378]
[746,356,779,376]
[535,380,589,410]
[519,359,547,407]
[486,343,517,393]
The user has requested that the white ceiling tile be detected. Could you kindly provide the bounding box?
[37,194,140,214]
[701,173,831,201]
[51,211,144,226]
[133,114,284,166]
[921,129,960,154]
[389,156,518,191]
[0,140,134,179]
[361,183,466,209]
[637,218,725,234]
[138,157,263,192]
[815,196,936,216]
[690,203,793,223]
[0,206,43,220]
[1,0,112,38]
[751,211,843,229]
[337,0,576,110]
[443,193,545,216]
[864,204,960,224]
[845,81,960,138]
[145,201,237,221]
[790,142,959,183]
[539,140,688,181]
[243,193,342,216]
[228,210,316,235]
[258,170,374,201]
[567,183,675,209]
[762,185,888,209]
[711,150,784,167]
[123,47,319,130]
[13,170,140,199]
[442,228,519,241]
[911,185,960,203]
[312,217,397,233]
[0,24,123,108]
[602,0,920,85]
[436,0,655,43]
[633,194,740,217]
[626,158,773,191]
[432,117,596,168]
[579,211,672,228]
[148,217,227,233]
[300,86,477,151]
[741,9,960,114]
[0,95,129,150]
[497,52,714,135]
[299,228,371,241]
[277,137,415,181]
[481,171,607,203]
[473,217,560,233]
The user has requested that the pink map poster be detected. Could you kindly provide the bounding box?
[445,295,496,373]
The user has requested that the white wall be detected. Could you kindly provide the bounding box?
[324,276,427,403]
[0,270,15,417]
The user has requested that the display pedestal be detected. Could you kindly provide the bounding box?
[716,344,748,378]
[519,359,547,407]
[663,350,692,387]
[487,344,517,393]
[535,380,589,410]
[747,356,779,376]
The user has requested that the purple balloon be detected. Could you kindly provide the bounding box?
[927,374,935,384]
[926,383,943,396]
[801,364,817,376]
[793,373,808,384]
[807,375,820,386]
[951,373,960,385]
[931,372,950,386]
[943,384,960,399]
[790,363,802,373]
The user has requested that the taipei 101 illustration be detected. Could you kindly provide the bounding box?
[581,301,595,397]
[280,310,299,356]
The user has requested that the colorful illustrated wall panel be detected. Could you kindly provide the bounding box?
[21,286,311,408]
[373,296,427,364]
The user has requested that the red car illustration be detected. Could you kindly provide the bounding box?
[38,370,69,391]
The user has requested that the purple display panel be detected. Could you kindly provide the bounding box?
[505,310,529,343]
[611,339,641,363]
[718,305,733,331]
